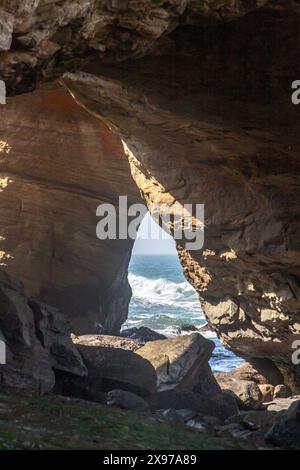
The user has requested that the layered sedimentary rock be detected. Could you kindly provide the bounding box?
[136,333,215,392]
[0,0,269,94]
[0,269,87,392]
[0,0,300,393]
[0,83,139,334]
[60,1,300,389]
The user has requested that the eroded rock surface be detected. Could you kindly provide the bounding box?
[136,333,215,392]
[60,0,300,388]
[73,333,140,351]
[29,300,88,376]
[0,83,139,334]
[121,326,167,344]
[0,270,54,392]
[0,0,300,400]
[0,0,269,94]
[0,269,88,392]
[148,389,239,421]
[70,342,157,398]
[265,399,300,449]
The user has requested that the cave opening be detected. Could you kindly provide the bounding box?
[124,212,243,373]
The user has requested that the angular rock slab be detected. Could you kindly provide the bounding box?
[265,399,300,449]
[73,334,140,351]
[148,389,239,421]
[73,343,157,398]
[136,333,215,392]
[0,271,54,392]
[29,300,87,377]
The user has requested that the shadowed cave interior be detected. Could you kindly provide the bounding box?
[0,0,300,450]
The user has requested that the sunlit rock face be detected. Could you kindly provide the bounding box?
[0,0,300,390]
[0,83,139,334]
[0,0,269,94]
[60,2,300,390]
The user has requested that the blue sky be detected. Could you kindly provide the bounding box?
[131,212,176,255]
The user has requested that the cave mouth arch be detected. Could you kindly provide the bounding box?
[60,59,300,391]
[124,212,243,373]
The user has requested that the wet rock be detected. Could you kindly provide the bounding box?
[179,324,199,333]
[136,333,215,391]
[197,323,212,333]
[121,327,166,344]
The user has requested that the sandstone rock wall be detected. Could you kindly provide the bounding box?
[60,2,300,389]
[0,0,269,94]
[0,83,139,334]
[0,0,300,391]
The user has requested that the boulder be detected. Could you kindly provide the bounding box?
[226,409,278,430]
[148,390,239,422]
[74,344,157,398]
[267,396,300,413]
[107,389,150,412]
[258,384,274,403]
[230,359,285,386]
[54,370,107,404]
[29,301,87,377]
[179,324,199,333]
[265,400,300,449]
[214,359,292,409]
[273,384,292,399]
[156,408,198,424]
[215,373,263,410]
[73,334,140,351]
[121,327,166,344]
[0,275,54,393]
[193,363,221,396]
[136,333,215,392]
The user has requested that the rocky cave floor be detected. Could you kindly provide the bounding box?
[0,388,257,451]
[0,270,299,450]
[1,0,300,451]
[0,377,298,450]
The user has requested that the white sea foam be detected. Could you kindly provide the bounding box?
[128,273,199,311]
[127,266,244,372]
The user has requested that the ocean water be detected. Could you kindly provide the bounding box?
[124,255,243,373]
